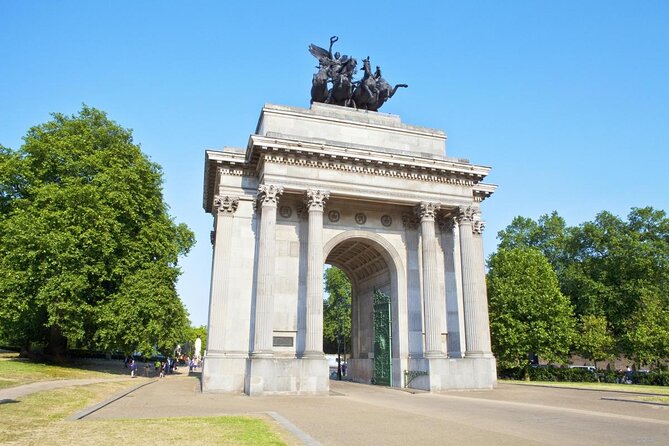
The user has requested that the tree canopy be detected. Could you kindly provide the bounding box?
[496,207,669,367]
[487,247,575,370]
[0,106,194,357]
[323,266,351,354]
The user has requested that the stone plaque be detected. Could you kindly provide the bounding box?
[355,213,367,224]
[381,215,392,227]
[273,336,294,347]
[328,210,340,222]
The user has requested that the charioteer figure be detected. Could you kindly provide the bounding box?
[308,36,406,111]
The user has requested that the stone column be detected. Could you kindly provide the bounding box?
[251,184,283,357]
[304,189,329,357]
[206,195,239,354]
[439,215,464,358]
[458,206,492,357]
[473,218,493,354]
[402,213,423,358]
[416,202,444,358]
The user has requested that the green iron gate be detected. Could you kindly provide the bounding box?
[373,289,392,386]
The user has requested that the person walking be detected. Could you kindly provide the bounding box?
[129,358,137,378]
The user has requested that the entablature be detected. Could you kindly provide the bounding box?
[248,134,490,183]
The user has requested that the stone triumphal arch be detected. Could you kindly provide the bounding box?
[202,103,497,395]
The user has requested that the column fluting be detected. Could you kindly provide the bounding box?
[206,195,239,354]
[304,189,329,357]
[251,184,283,357]
[458,205,492,357]
[417,202,445,358]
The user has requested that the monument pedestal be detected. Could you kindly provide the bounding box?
[406,356,497,391]
[201,353,247,393]
[245,357,330,396]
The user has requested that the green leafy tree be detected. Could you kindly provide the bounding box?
[0,106,194,357]
[323,266,351,354]
[497,211,571,275]
[567,208,669,364]
[620,290,669,367]
[496,208,669,367]
[487,248,575,377]
[574,314,615,370]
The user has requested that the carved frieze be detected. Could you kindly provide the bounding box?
[259,151,481,187]
[279,206,292,218]
[355,213,367,225]
[381,215,393,227]
[328,210,341,223]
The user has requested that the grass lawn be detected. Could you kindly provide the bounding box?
[501,379,669,396]
[0,353,125,390]
[0,381,291,445]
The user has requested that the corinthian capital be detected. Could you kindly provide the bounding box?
[473,219,486,235]
[214,195,239,214]
[415,202,440,221]
[257,184,284,206]
[305,189,330,211]
[457,205,478,224]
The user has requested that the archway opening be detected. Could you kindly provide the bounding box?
[324,237,395,385]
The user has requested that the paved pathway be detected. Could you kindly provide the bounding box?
[81,375,669,445]
[0,377,137,402]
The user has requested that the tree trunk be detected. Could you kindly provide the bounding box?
[45,325,68,361]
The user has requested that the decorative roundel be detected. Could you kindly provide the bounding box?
[381,215,392,227]
[355,213,367,225]
[328,210,341,223]
[279,206,292,218]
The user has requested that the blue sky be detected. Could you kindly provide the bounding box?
[2,1,668,326]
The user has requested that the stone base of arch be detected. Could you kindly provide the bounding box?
[405,357,497,391]
[245,357,329,396]
[201,354,247,393]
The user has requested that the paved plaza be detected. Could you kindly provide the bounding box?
[79,374,668,445]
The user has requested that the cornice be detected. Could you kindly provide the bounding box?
[250,134,490,180]
[203,130,497,212]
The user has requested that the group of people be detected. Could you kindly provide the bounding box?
[124,354,202,378]
[124,337,204,378]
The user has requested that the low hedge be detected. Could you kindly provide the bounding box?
[498,366,669,386]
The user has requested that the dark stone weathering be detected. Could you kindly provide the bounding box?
[308,36,407,111]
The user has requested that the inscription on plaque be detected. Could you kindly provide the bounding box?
[273,336,294,347]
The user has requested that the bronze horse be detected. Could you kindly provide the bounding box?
[352,57,379,110]
[368,66,408,111]
[309,37,407,111]
[310,66,329,104]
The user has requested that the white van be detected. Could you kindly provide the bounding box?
[568,365,596,372]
